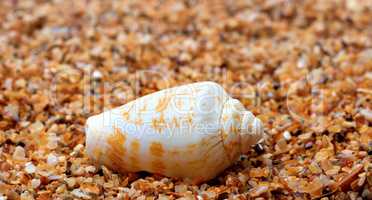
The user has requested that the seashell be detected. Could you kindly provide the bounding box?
[85,81,265,183]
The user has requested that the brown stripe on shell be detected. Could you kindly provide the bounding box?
[106,128,127,172]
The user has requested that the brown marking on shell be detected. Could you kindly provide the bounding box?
[229,124,238,135]
[169,148,180,156]
[134,117,143,126]
[139,102,148,113]
[131,139,140,153]
[231,140,239,146]
[200,138,208,146]
[187,143,198,150]
[199,134,221,152]
[222,114,228,123]
[212,157,228,176]
[233,112,241,123]
[188,160,203,173]
[169,162,183,176]
[151,160,166,174]
[128,155,139,170]
[225,140,239,154]
[185,143,198,155]
[217,128,236,164]
[187,158,204,170]
[122,102,135,121]
[106,128,127,172]
[149,142,164,157]
[172,117,179,128]
[221,129,228,140]
[175,98,183,110]
[92,147,102,162]
[129,139,141,170]
[155,94,172,112]
[151,113,166,133]
[107,128,127,155]
[123,111,130,121]
[186,113,193,125]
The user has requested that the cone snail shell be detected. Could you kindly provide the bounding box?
[85,81,264,183]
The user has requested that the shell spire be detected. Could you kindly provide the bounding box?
[219,98,265,161]
[240,111,265,154]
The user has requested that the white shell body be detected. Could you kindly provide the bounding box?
[85,82,264,183]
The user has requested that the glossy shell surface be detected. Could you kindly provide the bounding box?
[85,82,264,182]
